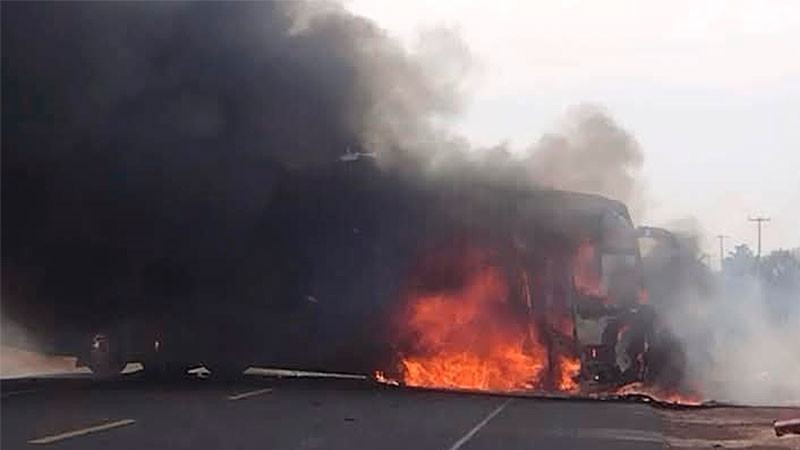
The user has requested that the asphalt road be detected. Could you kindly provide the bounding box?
[2,371,797,450]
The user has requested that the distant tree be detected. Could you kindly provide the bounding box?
[759,250,800,318]
[722,246,800,319]
[723,244,756,277]
[760,250,800,289]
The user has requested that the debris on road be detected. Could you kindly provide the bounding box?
[775,418,800,437]
[662,407,800,449]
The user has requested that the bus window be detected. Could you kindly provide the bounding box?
[600,253,638,306]
[602,211,637,253]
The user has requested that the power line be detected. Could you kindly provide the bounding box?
[747,216,770,261]
[716,234,729,271]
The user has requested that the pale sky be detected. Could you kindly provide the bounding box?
[346,0,800,262]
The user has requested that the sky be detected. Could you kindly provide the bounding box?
[346,0,800,263]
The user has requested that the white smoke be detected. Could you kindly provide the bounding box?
[700,278,800,405]
[656,241,800,406]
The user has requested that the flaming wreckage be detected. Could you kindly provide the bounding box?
[4,159,687,396]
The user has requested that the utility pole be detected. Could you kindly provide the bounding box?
[716,234,729,272]
[748,216,770,262]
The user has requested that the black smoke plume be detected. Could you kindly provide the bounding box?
[1,2,467,356]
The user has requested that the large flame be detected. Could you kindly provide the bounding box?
[398,261,546,390]
[389,242,585,392]
[376,238,702,405]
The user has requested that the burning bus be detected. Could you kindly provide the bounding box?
[382,184,653,392]
[4,159,660,393]
[254,160,660,393]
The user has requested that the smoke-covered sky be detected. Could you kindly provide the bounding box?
[347,0,800,259]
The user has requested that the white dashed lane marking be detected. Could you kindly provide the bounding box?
[445,398,512,450]
[1,389,38,399]
[28,419,136,444]
[227,387,273,401]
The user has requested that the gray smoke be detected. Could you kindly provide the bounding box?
[643,229,800,406]
[527,104,645,216]
[402,104,647,206]
[698,276,800,406]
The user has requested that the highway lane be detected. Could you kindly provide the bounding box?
[2,372,796,449]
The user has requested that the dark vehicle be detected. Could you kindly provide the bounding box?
[514,187,652,390]
[4,158,656,388]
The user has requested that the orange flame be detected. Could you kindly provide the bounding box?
[615,382,703,405]
[374,371,400,385]
[396,251,548,391]
[556,354,581,392]
[573,241,604,298]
